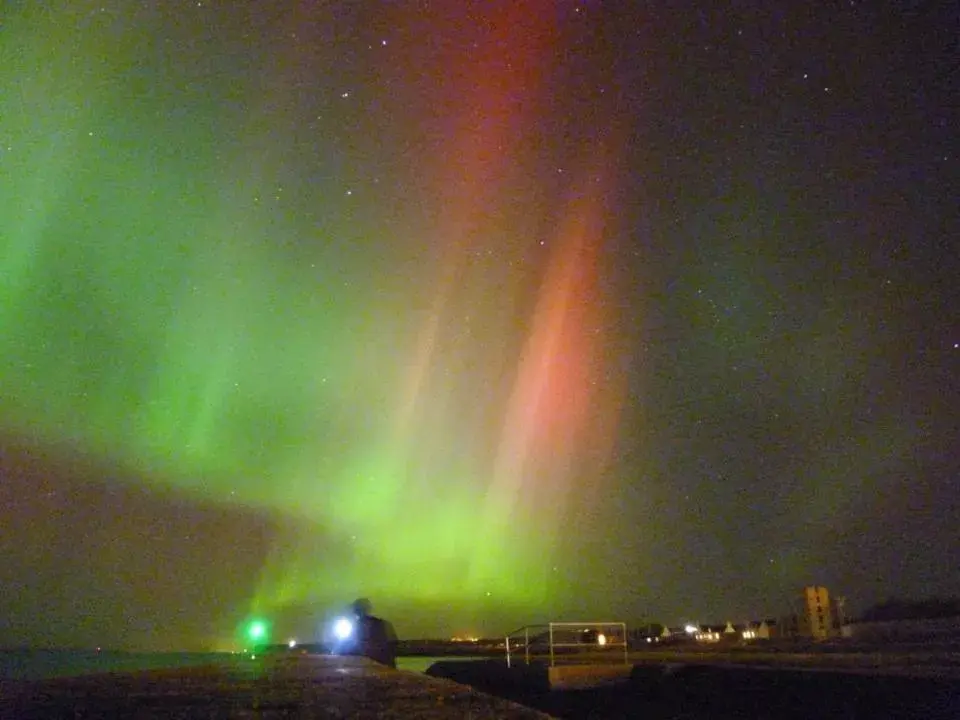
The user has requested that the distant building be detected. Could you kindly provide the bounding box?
[803,586,836,640]
[694,625,726,643]
[757,618,775,639]
[741,618,778,640]
[660,626,689,640]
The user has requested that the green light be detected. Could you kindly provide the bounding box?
[247,620,268,643]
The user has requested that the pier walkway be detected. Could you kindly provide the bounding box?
[1,654,555,719]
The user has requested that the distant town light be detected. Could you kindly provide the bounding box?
[597,633,607,646]
[684,624,698,634]
[288,639,297,648]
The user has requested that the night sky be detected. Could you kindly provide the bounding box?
[1,1,957,651]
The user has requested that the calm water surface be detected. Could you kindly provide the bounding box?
[0,649,228,681]
[396,655,488,674]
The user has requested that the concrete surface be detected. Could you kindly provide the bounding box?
[0,654,556,719]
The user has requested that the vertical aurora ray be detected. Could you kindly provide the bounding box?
[246,0,587,623]
[1,1,625,637]
[490,176,614,518]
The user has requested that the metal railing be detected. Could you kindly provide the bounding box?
[505,621,629,668]
[504,624,550,668]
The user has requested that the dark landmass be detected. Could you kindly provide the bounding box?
[860,598,960,623]
[397,639,505,657]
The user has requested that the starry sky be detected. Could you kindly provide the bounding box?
[1,0,957,651]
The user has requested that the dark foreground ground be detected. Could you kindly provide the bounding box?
[0,654,553,720]
[428,659,960,719]
[3,652,958,719]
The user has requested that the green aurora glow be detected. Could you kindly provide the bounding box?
[5,1,960,650]
[1,2,621,639]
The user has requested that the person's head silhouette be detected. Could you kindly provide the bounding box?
[350,598,373,618]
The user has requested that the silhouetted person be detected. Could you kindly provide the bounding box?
[350,598,398,668]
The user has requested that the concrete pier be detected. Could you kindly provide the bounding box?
[546,663,632,690]
[1,654,555,719]
[427,659,634,692]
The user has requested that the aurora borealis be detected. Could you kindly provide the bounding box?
[1,1,958,650]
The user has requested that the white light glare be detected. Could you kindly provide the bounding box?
[334,617,354,641]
